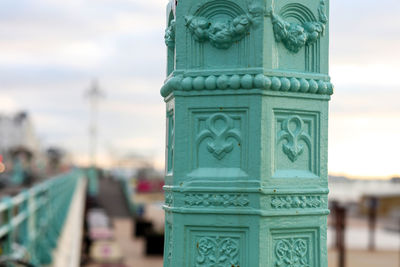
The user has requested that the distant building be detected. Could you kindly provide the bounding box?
[329,176,400,203]
[391,176,400,183]
[0,111,40,156]
[329,175,400,218]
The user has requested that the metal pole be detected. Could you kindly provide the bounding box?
[86,80,103,167]
[336,204,346,267]
[368,197,378,251]
[85,80,103,197]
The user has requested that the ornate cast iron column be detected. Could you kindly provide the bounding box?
[161,0,332,266]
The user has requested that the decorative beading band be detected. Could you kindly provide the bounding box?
[160,74,333,97]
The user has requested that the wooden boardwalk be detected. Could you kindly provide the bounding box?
[85,178,163,267]
[98,178,131,218]
[84,217,163,267]
[112,218,163,267]
[328,249,399,267]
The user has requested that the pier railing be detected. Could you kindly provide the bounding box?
[0,169,83,266]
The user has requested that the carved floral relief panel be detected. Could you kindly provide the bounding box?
[184,193,249,208]
[269,0,328,73]
[273,110,320,179]
[275,238,309,267]
[270,0,327,54]
[165,19,176,49]
[271,228,319,267]
[185,0,262,70]
[165,191,173,207]
[187,226,247,267]
[190,109,248,177]
[270,195,324,209]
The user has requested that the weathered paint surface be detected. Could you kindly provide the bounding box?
[161,0,332,266]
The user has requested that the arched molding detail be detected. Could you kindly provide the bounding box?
[279,3,317,24]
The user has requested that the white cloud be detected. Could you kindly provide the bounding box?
[0,94,20,113]
[331,63,400,88]
[329,113,400,178]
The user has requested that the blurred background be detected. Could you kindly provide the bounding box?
[0,0,399,266]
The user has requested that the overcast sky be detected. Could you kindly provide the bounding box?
[0,0,399,178]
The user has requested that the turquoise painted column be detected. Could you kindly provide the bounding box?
[161,0,333,266]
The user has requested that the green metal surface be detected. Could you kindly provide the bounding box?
[87,166,99,197]
[161,0,332,266]
[0,169,83,266]
[121,178,137,216]
[11,159,25,185]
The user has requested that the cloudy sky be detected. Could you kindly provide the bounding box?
[0,0,399,178]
